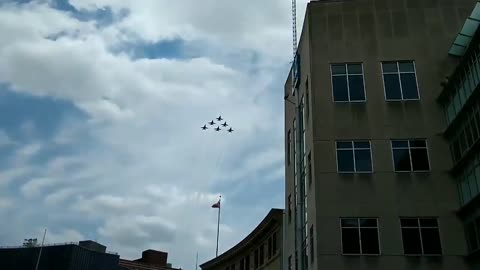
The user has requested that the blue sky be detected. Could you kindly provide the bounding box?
[0,0,307,268]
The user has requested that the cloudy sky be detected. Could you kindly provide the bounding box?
[0,0,307,268]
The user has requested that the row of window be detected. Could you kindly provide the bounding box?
[229,231,278,270]
[336,139,430,173]
[465,216,480,253]
[458,152,480,206]
[444,47,480,125]
[450,99,480,164]
[341,217,442,255]
[331,61,420,102]
[287,225,314,270]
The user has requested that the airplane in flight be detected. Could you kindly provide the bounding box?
[227,127,234,133]
[201,125,208,130]
[221,122,228,127]
[216,116,223,121]
[209,120,215,125]
[215,126,222,132]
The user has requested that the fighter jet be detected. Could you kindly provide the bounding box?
[209,120,215,125]
[221,122,228,127]
[227,127,234,133]
[215,126,222,132]
[201,125,208,130]
[216,115,223,121]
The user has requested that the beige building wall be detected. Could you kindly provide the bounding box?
[284,0,478,269]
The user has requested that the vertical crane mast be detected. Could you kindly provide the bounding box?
[292,0,297,58]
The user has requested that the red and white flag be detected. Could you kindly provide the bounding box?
[211,199,221,209]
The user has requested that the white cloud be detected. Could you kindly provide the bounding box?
[0,0,311,267]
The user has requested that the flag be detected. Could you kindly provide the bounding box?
[211,200,221,208]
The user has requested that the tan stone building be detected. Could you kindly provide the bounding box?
[284,0,478,269]
[200,209,283,270]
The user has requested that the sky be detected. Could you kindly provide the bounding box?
[0,0,308,268]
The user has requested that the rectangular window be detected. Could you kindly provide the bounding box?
[273,231,277,255]
[307,152,312,186]
[341,218,380,255]
[309,225,314,263]
[391,139,430,172]
[382,61,419,100]
[245,255,250,270]
[254,249,259,269]
[287,130,291,166]
[288,194,292,223]
[336,141,373,173]
[267,237,272,260]
[331,63,366,102]
[240,259,244,270]
[259,244,264,265]
[400,218,442,255]
[288,255,292,270]
[231,264,235,270]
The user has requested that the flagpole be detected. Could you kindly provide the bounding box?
[215,195,221,257]
[35,228,47,270]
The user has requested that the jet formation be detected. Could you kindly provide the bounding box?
[202,115,234,133]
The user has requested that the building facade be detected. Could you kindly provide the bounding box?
[439,1,480,269]
[200,209,283,270]
[0,240,119,270]
[284,0,477,269]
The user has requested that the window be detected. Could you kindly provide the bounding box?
[254,249,259,269]
[268,237,272,260]
[309,225,314,263]
[287,130,291,166]
[391,139,430,172]
[465,218,480,253]
[307,152,312,187]
[288,194,292,223]
[331,63,366,102]
[225,266,230,270]
[294,251,298,270]
[382,61,419,100]
[240,259,245,270]
[341,218,380,255]
[272,231,277,255]
[231,264,235,270]
[259,244,264,265]
[400,218,442,255]
[245,255,250,270]
[287,255,292,270]
[336,141,372,173]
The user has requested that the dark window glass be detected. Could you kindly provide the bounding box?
[337,141,352,148]
[341,218,359,227]
[246,255,250,270]
[410,148,430,171]
[287,256,292,270]
[348,75,365,101]
[338,150,354,172]
[332,76,349,101]
[332,64,346,75]
[231,264,236,270]
[360,219,377,227]
[392,140,409,148]
[354,141,370,148]
[402,228,422,254]
[273,231,278,254]
[361,228,380,254]
[309,226,314,263]
[421,228,442,255]
[393,149,411,171]
[466,124,474,147]
[410,140,426,148]
[384,74,402,100]
[383,62,398,73]
[348,64,363,74]
[401,73,419,99]
[268,237,272,259]
[240,259,244,270]
[399,62,415,72]
[419,218,438,227]
[254,250,258,269]
[259,244,264,265]
[466,222,478,251]
[452,140,461,162]
[355,149,372,172]
[342,228,360,254]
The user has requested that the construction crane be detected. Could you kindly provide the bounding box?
[292,0,297,58]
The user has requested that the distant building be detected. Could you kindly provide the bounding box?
[200,208,283,270]
[119,249,180,270]
[0,240,119,270]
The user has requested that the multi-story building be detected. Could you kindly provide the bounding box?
[438,1,480,269]
[284,0,477,269]
[200,209,282,270]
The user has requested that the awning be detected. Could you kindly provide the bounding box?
[449,1,480,56]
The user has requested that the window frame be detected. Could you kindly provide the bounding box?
[336,141,374,173]
[340,217,381,256]
[381,61,420,101]
[390,139,431,173]
[400,217,443,256]
[330,63,367,103]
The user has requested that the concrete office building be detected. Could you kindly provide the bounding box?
[438,1,480,268]
[201,209,282,270]
[284,0,477,269]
